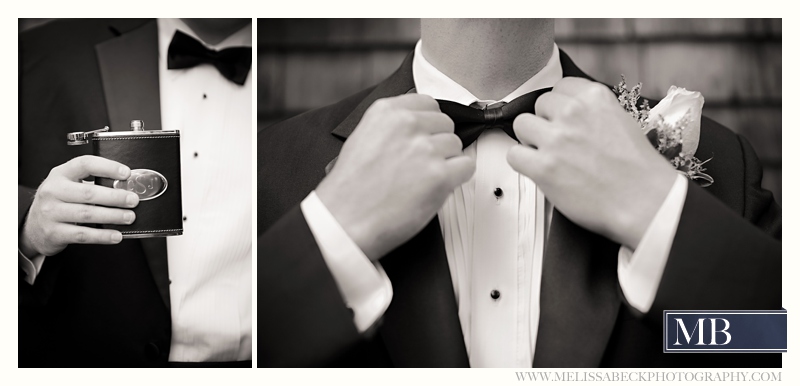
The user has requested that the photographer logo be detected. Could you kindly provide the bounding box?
[664,310,786,353]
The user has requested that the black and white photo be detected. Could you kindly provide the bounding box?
[18,18,253,367]
[257,18,782,368]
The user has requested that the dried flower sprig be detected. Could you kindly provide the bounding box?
[615,75,714,187]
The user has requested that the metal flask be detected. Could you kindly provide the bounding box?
[67,120,183,238]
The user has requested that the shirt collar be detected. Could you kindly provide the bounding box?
[157,18,252,65]
[412,40,562,105]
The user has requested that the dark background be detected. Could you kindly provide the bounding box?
[257,18,782,204]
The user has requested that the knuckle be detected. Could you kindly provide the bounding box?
[113,191,127,206]
[512,122,527,140]
[36,183,52,199]
[429,162,448,181]
[78,208,92,222]
[539,156,557,173]
[417,94,437,109]
[413,136,434,154]
[562,128,580,144]
[404,112,419,126]
[39,202,55,216]
[81,185,95,201]
[41,225,54,239]
[74,231,88,243]
[447,134,462,150]
[586,83,611,99]
[561,100,581,116]
[75,155,92,170]
[514,112,533,126]
[442,116,455,132]
[46,166,62,179]
[551,130,568,146]
[396,112,417,130]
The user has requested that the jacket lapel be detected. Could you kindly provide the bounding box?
[379,217,470,367]
[533,211,621,367]
[331,53,416,140]
[95,19,171,310]
[329,52,469,367]
[533,51,621,367]
[95,20,162,132]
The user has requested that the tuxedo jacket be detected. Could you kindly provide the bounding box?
[257,49,782,368]
[19,19,173,367]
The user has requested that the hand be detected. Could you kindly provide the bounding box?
[507,77,676,250]
[316,94,475,261]
[20,156,140,257]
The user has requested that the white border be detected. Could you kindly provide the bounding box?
[3,3,795,386]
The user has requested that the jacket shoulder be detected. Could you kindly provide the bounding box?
[692,114,756,214]
[20,19,152,56]
[256,86,375,234]
[260,87,375,140]
[257,86,375,170]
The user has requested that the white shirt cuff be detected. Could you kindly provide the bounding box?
[18,249,46,285]
[618,174,688,313]
[300,191,393,333]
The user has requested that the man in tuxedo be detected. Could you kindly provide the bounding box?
[19,19,252,367]
[258,19,781,368]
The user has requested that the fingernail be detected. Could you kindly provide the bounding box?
[124,211,135,224]
[118,166,130,178]
[111,232,123,243]
[126,193,138,207]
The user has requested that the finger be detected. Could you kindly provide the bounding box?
[552,77,616,104]
[52,223,123,245]
[386,93,441,112]
[58,155,131,181]
[513,113,554,148]
[415,112,454,134]
[54,180,139,208]
[506,144,550,181]
[443,155,476,187]
[534,92,581,121]
[56,202,136,225]
[428,133,463,159]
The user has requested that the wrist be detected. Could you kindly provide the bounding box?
[19,222,40,258]
[316,176,382,261]
[617,167,676,250]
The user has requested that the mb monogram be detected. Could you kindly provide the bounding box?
[672,317,732,346]
[664,311,787,353]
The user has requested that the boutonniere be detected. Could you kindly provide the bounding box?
[614,76,714,187]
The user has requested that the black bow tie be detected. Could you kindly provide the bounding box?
[167,30,252,85]
[437,88,551,149]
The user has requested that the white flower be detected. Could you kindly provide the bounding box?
[647,86,705,158]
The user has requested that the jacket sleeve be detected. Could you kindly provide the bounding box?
[257,204,364,367]
[646,134,781,322]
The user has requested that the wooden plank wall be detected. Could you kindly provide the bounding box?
[258,19,781,204]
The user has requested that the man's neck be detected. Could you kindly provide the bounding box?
[180,18,250,46]
[420,19,554,101]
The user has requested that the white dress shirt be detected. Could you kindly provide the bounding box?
[157,18,252,362]
[19,19,252,363]
[304,40,689,367]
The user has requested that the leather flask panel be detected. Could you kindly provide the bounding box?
[93,133,183,237]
